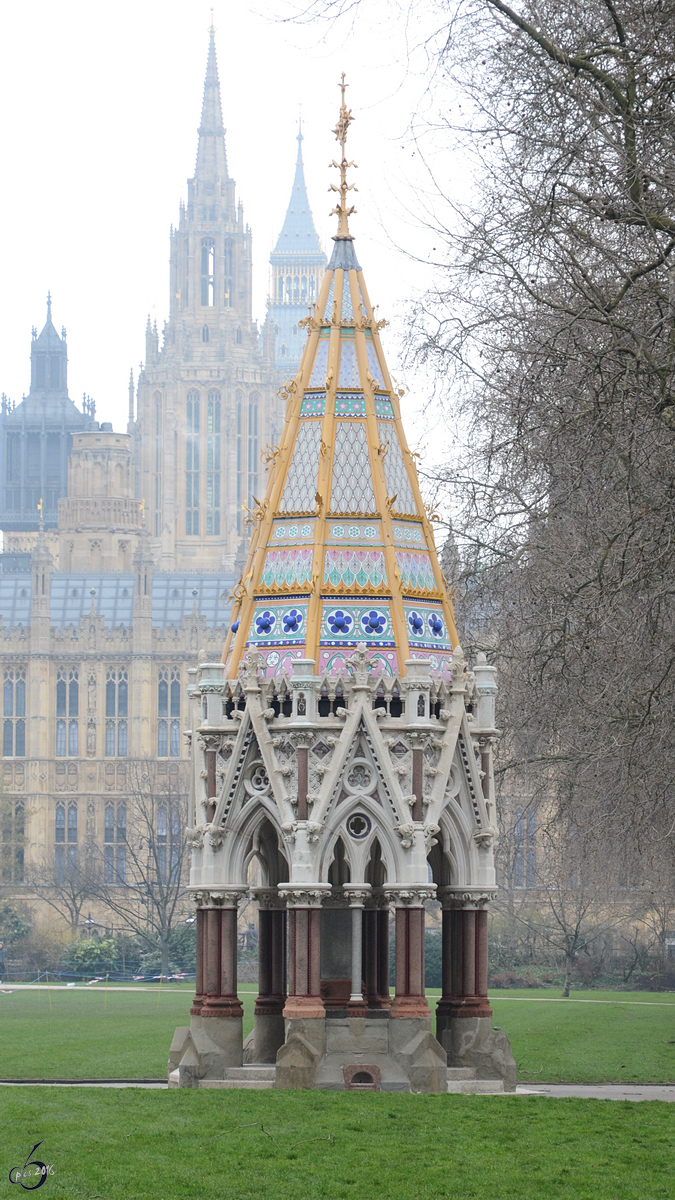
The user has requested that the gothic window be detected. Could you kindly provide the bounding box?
[50,356,60,389]
[201,238,215,306]
[309,274,316,302]
[158,667,181,757]
[280,345,286,358]
[207,391,221,535]
[105,668,128,757]
[0,799,24,883]
[286,276,292,302]
[154,393,162,538]
[223,240,233,307]
[236,328,242,345]
[301,276,307,301]
[186,391,200,535]
[157,804,181,882]
[248,393,259,511]
[104,803,126,884]
[202,325,209,343]
[293,276,300,302]
[3,668,26,757]
[56,802,77,883]
[277,276,284,301]
[36,356,46,389]
[236,390,244,535]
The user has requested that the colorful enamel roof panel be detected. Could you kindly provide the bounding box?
[223,101,458,681]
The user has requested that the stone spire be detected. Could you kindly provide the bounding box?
[273,123,323,258]
[194,26,228,183]
[224,79,459,682]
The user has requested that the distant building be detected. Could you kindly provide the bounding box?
[0,424,232,891]
[0,296,96,545]
[269,126,327,373]
[131,31,282,572]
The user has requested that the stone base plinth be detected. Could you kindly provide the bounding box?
[437,1014,517,1092]
[168,1013,243,1086]
[274,1014,447,1093]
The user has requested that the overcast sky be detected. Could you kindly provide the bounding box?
[0,1,465,453]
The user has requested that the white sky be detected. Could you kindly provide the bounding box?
[0,0,467,457]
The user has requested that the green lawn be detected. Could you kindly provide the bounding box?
[2,1087,674,1199]
[1,984,674,1083]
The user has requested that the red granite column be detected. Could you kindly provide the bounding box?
[199,894,244,1019]
[282,890,325,1020]
[436,892,492,1026]
[364,894,392,1009]
[190,905,206,1016]
[388,891,432,1018]
[252,889,287,1062]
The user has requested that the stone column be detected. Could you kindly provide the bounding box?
[280,888,328,1020]
[251,887,287,1063]
[385,888,435,1019]
[434,889,516,1089]
[190,904,206,1016]
[363,891,391,1010]
[344,885,370,1016]
[436,890,493,1026]
[196,888,246,1067]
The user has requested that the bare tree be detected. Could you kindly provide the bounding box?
[93,760,190,976]
[26,842,101,932]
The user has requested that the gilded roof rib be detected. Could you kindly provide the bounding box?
[223,76,459,681]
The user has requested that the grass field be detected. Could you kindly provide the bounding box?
[2,1087,675,1200]
[2,983,674,1083]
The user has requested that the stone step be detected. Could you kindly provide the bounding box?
[447,1079,504,1095]
[199,1078,275,1090]
[447,1067,476,1081]
[224,1066,277,1082]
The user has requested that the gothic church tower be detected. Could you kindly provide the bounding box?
[132,30,281,570]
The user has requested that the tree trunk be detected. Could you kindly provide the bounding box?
[161,938,170,977]
[562,954,573,997]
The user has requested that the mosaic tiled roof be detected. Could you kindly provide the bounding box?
[223,85,459,681]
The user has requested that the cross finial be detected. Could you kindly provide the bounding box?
[329,73,357,239]
[209,7,215,34]
[46,291,52,321]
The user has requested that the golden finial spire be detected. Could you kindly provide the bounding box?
[329,73,357,240]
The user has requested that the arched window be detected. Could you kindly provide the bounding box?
[104,803,126,883]
[201,325,209,343]
[236,390,244,534]
[248,393,259,512]
[301,276,307,301]
[286,275,292,302]
[186,390,200,535]
[154,392,162,537]
[293,275,300,302]
[201,238,215,306]
[207,392,221,535]
[277,275,284,301]
[223,240,233,307]
[105,668,128,757]
[56,668,77,756]
[236,328,242,345]
[309,274,316,302]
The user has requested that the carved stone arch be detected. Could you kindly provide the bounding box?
[244,814,289,887]
[221,796,287,883]
[438,807,475,887]
[365,836,388,886]
[327,835,351,886]
[320,792,402,884]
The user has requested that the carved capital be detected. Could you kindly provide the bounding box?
[207,888,248,908]
[395,822,415,848]
[473,827,498,850]
[251,887,287,910]
[186,825,205,850]
[207,823,226,849]
[384,885,436,907]
[437,887,497,910]
[278,885,331,908]
[343,885,371,907]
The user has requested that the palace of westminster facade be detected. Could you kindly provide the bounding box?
[0,32,327,903]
